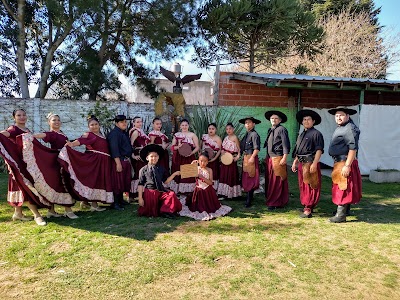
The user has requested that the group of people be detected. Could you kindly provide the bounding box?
[0,106,361,226]
[241,107,362,223]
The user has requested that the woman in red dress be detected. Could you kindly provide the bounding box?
[59,116,113,211]
[179,152,232,221]
[217,123,242,199]
[169,119,199,194]
[200,123,222,189]
[0,109,47,225]
[148,117,170,173]
[129,116,150,198]
[20,113,77,219]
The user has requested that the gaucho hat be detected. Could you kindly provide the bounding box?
[264,110,287,123]
[238,116,261,124]
[296,109,322,125]
[139,144,164,162]
[328,107,357,115]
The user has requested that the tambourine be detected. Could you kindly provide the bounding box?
[221,152,233,165]
[204,147,215,159]
[178,143,192,157]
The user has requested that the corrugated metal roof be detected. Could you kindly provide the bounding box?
[232,72,400,85]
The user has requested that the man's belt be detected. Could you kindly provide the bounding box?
[297,155,314,163]
[332,155,347,162]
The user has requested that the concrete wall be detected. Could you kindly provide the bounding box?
[0,98,153,140]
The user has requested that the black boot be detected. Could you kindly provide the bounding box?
[329,205,346,223]
[245,190,254,208]
[346,204,351,216]
[112,194,124,211]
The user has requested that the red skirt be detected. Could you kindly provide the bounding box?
[217,160,241,198]
[332,160,362,205]
[17,134,74,206]
[242,156,260,192]
[138,188,182,217]
[58,147,114,203]
[186,185,221,213]
[265,157,289,207]
[131,153,147,193]
[207,159,219,188]
[111,159,132,194]
[0,134,49,208]
[169,151,196,193]
[159,149,170,175]
[297,162,321,208]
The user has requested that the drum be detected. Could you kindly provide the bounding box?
[221,152,233,165]
[204,147,215,159]
[178,143,192,157]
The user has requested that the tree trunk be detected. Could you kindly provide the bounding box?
[16,0,29,98]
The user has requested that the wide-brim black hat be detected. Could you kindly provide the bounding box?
[112,115,132,122]
[296,109,321,125]
[328,107,357,115]
[238,116,261,124]
[140,144,164,162]
[264,110,287,123]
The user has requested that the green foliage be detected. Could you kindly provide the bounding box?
[307,0,381,26]
[81,101,117,135]
[0,158,8,174]
[195,0,324,72]
[189,105,246,140]
[0,0,198,99]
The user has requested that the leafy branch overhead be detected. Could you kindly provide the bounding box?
[195,0,324,72]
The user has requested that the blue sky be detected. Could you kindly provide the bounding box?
[375,0,400,79]
[175,0,400,81]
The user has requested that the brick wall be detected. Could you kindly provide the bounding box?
[218,72,289,107]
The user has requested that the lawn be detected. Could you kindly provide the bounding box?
[0,172,399,300]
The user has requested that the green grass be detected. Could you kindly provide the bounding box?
[0,172,399,299]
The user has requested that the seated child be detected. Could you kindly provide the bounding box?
[179,152,232,221]
[138,144,182,217]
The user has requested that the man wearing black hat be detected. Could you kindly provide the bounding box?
[328,107,362,223]
[107,115,133,210]
[239,117,261,208]
[264,110,291,210]
[291,110,324,218]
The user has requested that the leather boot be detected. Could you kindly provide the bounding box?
[245,190,253,208]
[329,205,346,223]
[112,194,124,211]
[346,204,351,216]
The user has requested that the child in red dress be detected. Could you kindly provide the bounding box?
[179,152,232,221]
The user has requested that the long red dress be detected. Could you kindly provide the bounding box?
[58,132,114,204]
[201,134,220,189]
[129,128,150,195]
[179,167,232,221]
[217,136,242,198]
[18,132,75,206]
[0,126,49,208]
[148,130,170,173]
[169,132,196,193]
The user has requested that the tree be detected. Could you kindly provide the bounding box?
[262,10,400,79]
[195,0,324,73]
[307,0,381,26]
[0,0,198,99]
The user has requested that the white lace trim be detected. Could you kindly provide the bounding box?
[21,133,74,205]
[58,147,114,203]
[7,190,24,204]
[217,183,242,198]
[131,179,139,193]
[168,180,196,194]
[178,196,232,221]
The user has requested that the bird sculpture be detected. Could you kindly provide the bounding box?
[160,66,202,93]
